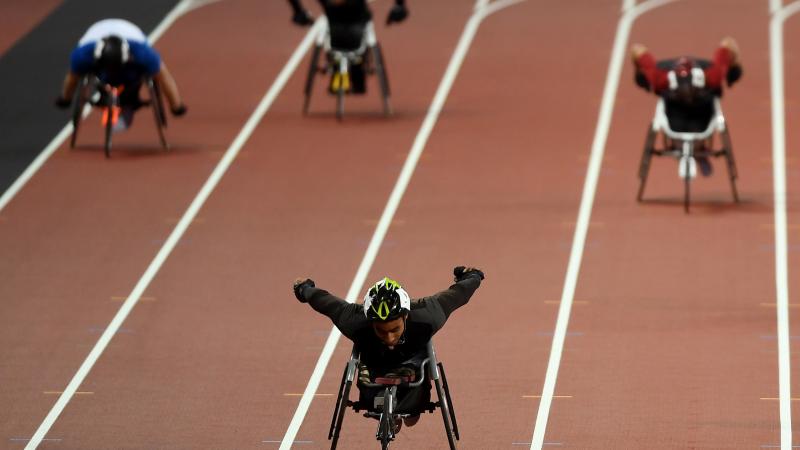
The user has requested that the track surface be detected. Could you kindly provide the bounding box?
[0,0,798,449]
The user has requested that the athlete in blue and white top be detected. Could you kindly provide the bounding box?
[56,19,186,129]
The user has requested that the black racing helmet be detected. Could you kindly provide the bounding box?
[363,277,411,322]
[94,35,130,73]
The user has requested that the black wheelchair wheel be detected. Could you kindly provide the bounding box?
[637,126,656,202]
[148,79,169,150]
[720,128,739,202]
[378,388,394,450]
[303,44,322,115]
[438,362,459,440]
[336,82,345,121]
[70,76,89,148]
[104,88,116,158]
[329,365,352,449]
[371,44,392,116]
[683,155,691,213]
[435,375,457,450]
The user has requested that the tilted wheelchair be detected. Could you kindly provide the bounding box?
[70,74,169,158]
[636,95,739,213]
[329,341,459,449]
[302,19,391,120]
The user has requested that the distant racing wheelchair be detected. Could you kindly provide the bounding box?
[329,341,460,450]
[631,43,742,212]
[69,73,169,158]
[302,18,392,120]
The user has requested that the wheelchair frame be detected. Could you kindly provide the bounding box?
[328,341,459,449]
[636,97,739,213]
[70,74,169,158]
[303,19,392,120]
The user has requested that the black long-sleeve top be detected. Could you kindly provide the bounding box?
[301,277,480,374]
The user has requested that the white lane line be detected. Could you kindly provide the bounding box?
[528,1,675,449]
[22,18,326,450]
[770,3,799,449]
[0,0,213,214]
[772,0,785,15]
[278,0,526,447]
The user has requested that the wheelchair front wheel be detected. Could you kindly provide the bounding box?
[683,156,691,213]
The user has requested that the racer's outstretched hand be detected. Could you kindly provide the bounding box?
[453,266,484,282]
[293,278,315,302]
[54,96,71,109]
[292,9,314,26]
[386,4,408,25]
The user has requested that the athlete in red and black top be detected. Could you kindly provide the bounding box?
[631,37,742,174]
[293,266,483,428]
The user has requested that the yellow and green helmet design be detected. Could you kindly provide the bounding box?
[363,277,411,321]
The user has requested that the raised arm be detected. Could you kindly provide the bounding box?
[287,0,314,26]
[413,267,484,333]
[293,278,366,338]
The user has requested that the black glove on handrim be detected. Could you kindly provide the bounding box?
[293,278,315,302]
[726,65,742,87]
[55,96,71,109]
[386,4,408,25]
[453,266,484,282]
[171,104,187,117]
[292,9,314,26]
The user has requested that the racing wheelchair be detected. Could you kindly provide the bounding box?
[636,95,739,213]
[328,341,459,449]
[302,19,392,120]
[69,74,169,158]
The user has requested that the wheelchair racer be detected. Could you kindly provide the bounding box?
[286,0,408,94]
[293,266,483,429]
[55,18,187,131]
[631,36,742,176]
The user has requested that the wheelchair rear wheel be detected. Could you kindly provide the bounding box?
[371,43,392,116]
[70,76,90,148]
[148,79,169,150]
[329,361,354,450]
[720,128,739,202]
[303,43,323,115]
[636,126,656,201]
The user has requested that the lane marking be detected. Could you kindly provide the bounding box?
[262,440,313,444]
[761,398,800,401]
[529,1,676,449]
[111,296,156,302]
[278,1,526,448]
[165,217,206,225]
[22,17,327,450]
[544,300,589,305]
[523,395,572,399]
[43,391,93,395]
[760,303,800,308]
[282,393,332,397]
[770,3,800,449]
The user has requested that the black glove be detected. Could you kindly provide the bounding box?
[386,4,408,25]
[634,71,651,91]
[453,266,484,282]
[292,9,314,26]
[726,65,742,87]
[293,278,315,302]
[171,103,187,117]
[55,95,71,109]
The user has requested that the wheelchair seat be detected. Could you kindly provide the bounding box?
[329,22,367,52]
[663,94,715,133]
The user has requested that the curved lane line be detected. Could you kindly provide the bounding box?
[277,0,526,448]
[0,0,206,214]
[528,0,676,448]
[770,2,800,449]
[22,18,327,450]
